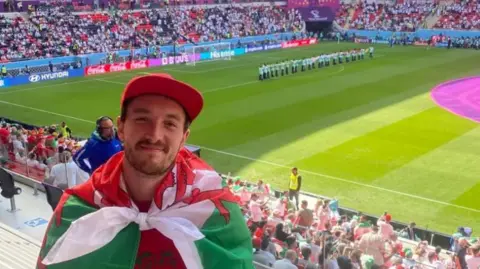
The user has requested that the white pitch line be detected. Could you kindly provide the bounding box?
[95,78,125,85]
[0,100,477,213]
[0,100,95,124]
[200,146,480,213]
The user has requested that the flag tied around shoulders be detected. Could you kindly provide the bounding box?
[38,149,254,269]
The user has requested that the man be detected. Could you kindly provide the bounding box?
[273,249,297,269]
[358,225,385,266]
[466,243,480,269]
[377,213,394,241]
[404,222,417,241]
[59,121,72,138]
[47,151,79,190]
[253,236,276,269]
[38,74,254,269]
[288,167,301,209]
[293,200,313,229]
[354,215,372,240]
[1,65,7,78]
[297,247,317,269]
[73,116,123,174]
[455,238,469,269]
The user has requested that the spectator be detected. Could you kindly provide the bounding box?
[456,238,469,269]
[73,116,123,174]
[358,226,385,266]
[377,214,394,241]
[297,246,318,269]
[294,200,314,229]
[354,216,372,240]
[275,223,289,242]
[38,74,253,268]
[254,236,276,269]
[47,151,80,189]
[466,243,480,269]
[273,249,297,269]
[280,236,298,258]
[404,222,417,241]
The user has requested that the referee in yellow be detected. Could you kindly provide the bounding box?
[288,167,302,209]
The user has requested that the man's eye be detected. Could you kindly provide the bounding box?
[135,118,147,123]
[165,121,177,128]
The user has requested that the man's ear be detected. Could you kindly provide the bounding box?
[181,128,190,148]
[116,116,124,142]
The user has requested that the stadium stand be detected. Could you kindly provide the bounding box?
[1,119,478,269]
[433,0,480,30]
[338,1,436,31]
[0,5,303,63]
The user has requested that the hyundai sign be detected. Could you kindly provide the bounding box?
[0,69,84,88]
[28,71,69,83]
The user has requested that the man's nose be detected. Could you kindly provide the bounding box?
[146,120,167,142]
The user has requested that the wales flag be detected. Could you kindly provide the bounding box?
[37,149,254,269]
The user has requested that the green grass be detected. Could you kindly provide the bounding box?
[1,42,479,234]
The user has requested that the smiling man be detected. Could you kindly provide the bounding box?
[37,73,254,269]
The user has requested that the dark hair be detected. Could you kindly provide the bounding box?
[285,236,296,248]
[261,236,270,251]
[120,98,191,132]
[301,247,312,260]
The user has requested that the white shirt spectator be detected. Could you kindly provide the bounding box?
[12,138,25,156]
[50,160,78,189]
[249,200,263,222]
[466,255,480,269]
[273,258,297,269]
[377,219,395,241]
[253,250,276,269]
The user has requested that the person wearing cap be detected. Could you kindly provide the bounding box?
[377,213,394,241]
[37,74,254,269]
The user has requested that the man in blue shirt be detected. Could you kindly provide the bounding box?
[74,116,123,174]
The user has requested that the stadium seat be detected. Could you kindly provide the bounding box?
[0,167,22,199]
[42,183,64,211]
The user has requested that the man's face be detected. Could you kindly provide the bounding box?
[99,119,114,140]
[292,168,297,175]
[118,95,189,177]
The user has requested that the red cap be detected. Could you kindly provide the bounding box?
[385,214,392,222]
[121,73,204,122]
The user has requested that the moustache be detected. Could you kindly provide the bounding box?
[135,140,169,153]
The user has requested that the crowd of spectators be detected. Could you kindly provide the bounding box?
[434,0,480,30]
[1,118,479,269]
[226,178,479,269]
[338,1,436,31]
[0,5,303,62]
[0,121,88,187]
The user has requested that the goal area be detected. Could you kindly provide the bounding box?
[185,42,232,66]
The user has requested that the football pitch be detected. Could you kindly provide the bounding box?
[1,42,479,234]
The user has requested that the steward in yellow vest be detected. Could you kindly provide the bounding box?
[288,167,301,209]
